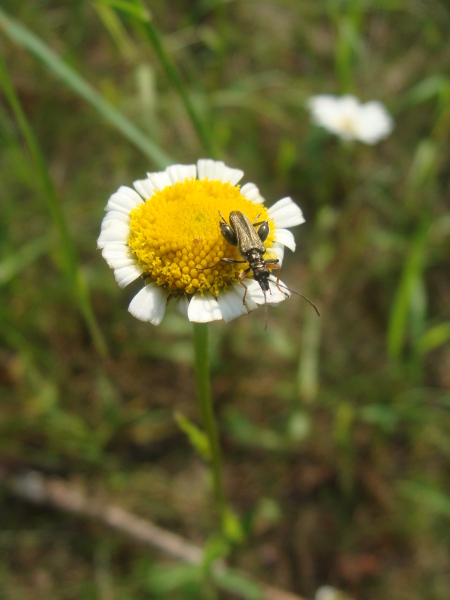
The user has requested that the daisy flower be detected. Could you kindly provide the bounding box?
[307,94,393,144]
[97,159,304,325]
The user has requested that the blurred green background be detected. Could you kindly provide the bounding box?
[1,1,449,599]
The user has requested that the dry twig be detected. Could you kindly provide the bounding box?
[0,469,306,600]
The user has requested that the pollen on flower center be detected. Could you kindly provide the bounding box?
[127,179,275,296]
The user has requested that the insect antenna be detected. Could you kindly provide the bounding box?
[263,288,268,330]
[271,279,320,316]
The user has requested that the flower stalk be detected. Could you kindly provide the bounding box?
[193,323,227,527]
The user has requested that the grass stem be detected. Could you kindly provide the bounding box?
[140,9,217,157]
[0,51,108,357]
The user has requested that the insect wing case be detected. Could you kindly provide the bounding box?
[229,211,266,256]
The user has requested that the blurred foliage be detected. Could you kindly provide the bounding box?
[0,1,449,599]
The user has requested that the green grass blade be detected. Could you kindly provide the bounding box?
[96,0,150,21]
[94,2,138,59]
[0,51,108,357]
[416,322,450,355]
[140,16,217,157]
[0,7,172,169]
[387,219,430,360]
[100,0,216,156]
[400,480,450,520]
[0,234,54,286]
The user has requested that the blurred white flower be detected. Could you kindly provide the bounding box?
[307,94,393,144]
[315,585,355,600]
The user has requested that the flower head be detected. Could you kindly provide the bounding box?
[98,160,304,325]
[307,94,393,144]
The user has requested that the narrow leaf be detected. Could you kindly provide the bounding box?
[0,8,172,168]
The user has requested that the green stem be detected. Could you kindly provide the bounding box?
[0,50,107,357]
[193,323,226,524]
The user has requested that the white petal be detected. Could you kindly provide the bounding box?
[268,197,305,228]
[308,94,359,138]
[246,278,288,306]
[177,296,190,318]
[106,186,143,214]
[101,244,132,263]
[356,101,393,144]
[109,257,137,269]
[133,178,155,200]
[339,95,361,114]
[274,228,296,251]
[307,95,343,128]
[268,277,291,304]
[197,159,244,185]
[187,294,223,323]
[231,282,258,312]
[97,221,130,248]
[197,159,224,180]
[99,242,131,252]
[240,182,265,204]
[128,285,168,325]
[102,243,136,269]
[114,264,143,288]
[266,243,284,265]
[216,287,249,323]
[146,171,172,191]
[244,279,268,306]
[220,165,244,185]
[165,164,197,184]
[101,210,130,228]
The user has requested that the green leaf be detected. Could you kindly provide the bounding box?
[416,322,450,354]
[403,75,450,108]
[399,481,450,520]
[95,0,151,22]
[146,563,202,594]
[212,568,264,600]
[222,507,245,545]
[202,535,230,569]
[174,412,211,461]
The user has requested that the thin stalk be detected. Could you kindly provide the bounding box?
[327,1,362,94]
[0,51,107,357]
[139,7,216,157]
[192,323,226,526]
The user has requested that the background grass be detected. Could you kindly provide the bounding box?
[1,1,450,599]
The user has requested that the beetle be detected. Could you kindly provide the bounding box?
[217,210,281,305]
[199,210,319,327]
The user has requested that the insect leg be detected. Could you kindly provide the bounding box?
[265,261,289,297]
[219,258,247,264]
[196,259,222,271]
[218,210,228,224]
[196,257,247,271]
[238,267,252,304]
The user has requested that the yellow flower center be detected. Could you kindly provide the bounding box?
[128,179,276,296]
